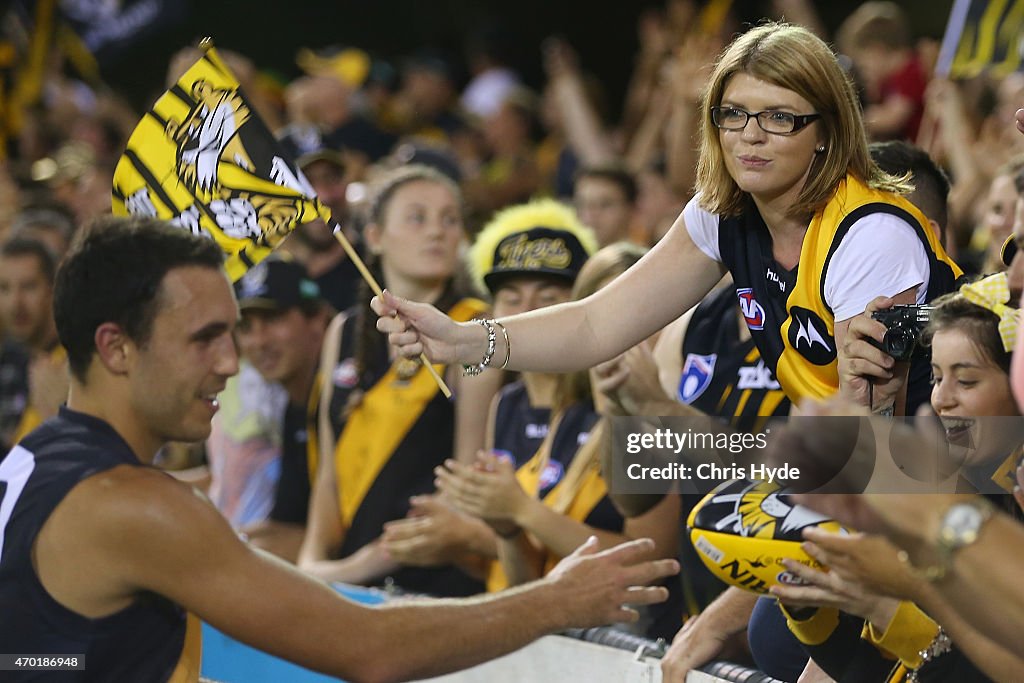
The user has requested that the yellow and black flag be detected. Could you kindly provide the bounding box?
[112,43,322,281]
[937,0,1024,78]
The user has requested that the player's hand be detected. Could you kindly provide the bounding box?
[546,537,678,628]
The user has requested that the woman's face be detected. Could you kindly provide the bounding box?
[368,179,464,284]
[930,327,1021,466]
[717,73,824,207]
[492,276,573,318]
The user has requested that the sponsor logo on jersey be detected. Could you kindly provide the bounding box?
[331,358,359,388]
[525,423,549,440]
[787,307,836,365]
[678,353,717,404]
[737,359,782,390]
[736,288,766,330]
[766,266,787,293]
[539,460,565,493]
[491,449,516,466]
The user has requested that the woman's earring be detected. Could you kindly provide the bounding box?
[815,144,826,153]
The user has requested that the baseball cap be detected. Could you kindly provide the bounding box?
[235,258,322,312]
[469,198,598,295]
[277,125,346,172]
[295,46,371,89]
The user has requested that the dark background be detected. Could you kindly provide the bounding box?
[102,0,956,117]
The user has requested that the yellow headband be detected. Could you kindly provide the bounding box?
[959,272,1019,352]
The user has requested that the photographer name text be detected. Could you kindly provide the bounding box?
[624,461,801,483]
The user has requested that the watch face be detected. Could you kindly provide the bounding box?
[944,504,984,543]
[947,506,981,531]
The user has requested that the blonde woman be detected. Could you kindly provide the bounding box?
[375,22,961,415]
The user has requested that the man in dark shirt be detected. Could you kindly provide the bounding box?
[233,257,329,561]
[0,215,676,682]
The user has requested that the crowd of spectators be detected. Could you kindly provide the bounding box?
[2,1,1023,682]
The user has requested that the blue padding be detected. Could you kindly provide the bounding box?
[200,583,388,682]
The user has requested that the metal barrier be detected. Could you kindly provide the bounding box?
[565,626,782,683]
[201,587,782,683]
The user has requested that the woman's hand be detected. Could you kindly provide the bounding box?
[372,290,471,364]
[434,452,532,527]
[798,528,924,602]
[592,342,675,417]
[381,494,494,567]
[541,36,580,80]
[666,33,718,104]
[769,533,902,629]
[837,296,903,411]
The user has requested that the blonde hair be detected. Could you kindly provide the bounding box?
[468,198,599,295]
[570,242,647,300]
[367,164,462,226]
[554,242,648,412]
[695,22,910,218]
[837,1,911,53]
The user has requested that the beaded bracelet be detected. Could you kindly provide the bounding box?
[906,627,952,682]
[462,318,496,376]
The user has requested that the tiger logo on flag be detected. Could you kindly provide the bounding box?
[113,45,323,282]
[165,80,256,193]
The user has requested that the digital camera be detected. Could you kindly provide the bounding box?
[869,305,934,361]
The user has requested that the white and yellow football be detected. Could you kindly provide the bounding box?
[686,479,848,594]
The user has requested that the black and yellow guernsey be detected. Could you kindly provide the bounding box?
[486,402,618,594]
[717,174,961,403]
[327,294,487,598]
[680,285,791,432]
[0,408,200,682]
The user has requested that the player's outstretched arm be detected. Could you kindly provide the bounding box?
[63,469,677,682]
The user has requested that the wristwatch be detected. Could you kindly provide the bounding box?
[900,497,994,581]
[937,497,994,555]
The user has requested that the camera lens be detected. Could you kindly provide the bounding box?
[884,327,914,360]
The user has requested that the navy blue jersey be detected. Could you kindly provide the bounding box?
[0,408,189,682]
[491,381,550,466]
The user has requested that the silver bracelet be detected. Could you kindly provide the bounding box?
[462,318,496,376]
[494,319,511,370]
[907,627,952,682]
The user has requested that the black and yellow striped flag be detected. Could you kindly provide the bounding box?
[112,44,323,282]
[937,0,1024,78]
